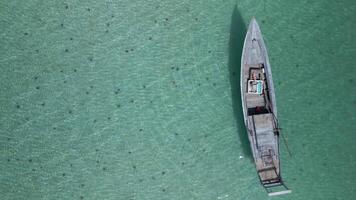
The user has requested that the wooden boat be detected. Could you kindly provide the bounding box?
[241,18,291,196]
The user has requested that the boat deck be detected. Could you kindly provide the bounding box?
[247,113,279,182]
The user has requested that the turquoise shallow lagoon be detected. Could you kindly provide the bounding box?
[1,0,356,199]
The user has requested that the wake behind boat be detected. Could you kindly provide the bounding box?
[240,18,291,196]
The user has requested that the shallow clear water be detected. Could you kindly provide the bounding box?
[1,0,356,199]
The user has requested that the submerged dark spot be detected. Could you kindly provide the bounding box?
[36,86,40,90]
[90,85,94,89]
[184,63,187,66]
[128,151,132,154]
[35,49,39,53]
[130,99,134,103]
[96,160,100,164]
[70,37,73,41]
[154,20,157,23]
[65,5,68,9]
[65,49,69,52]
[53,127,56,130]
[86,91,89,95]
[60,70,64,73]
[349,79,353,83]
[34,76,38,80]
[213,83,216,86]
[32,168,36,171]
[162,188,166,192]
[74,69,77,72]
[151,176,156,180]
[149,37,152,40]
[105,30,109,33]
[116,104,121,108]
[262,20,266,24]
[80,196,84,200]
[139,129,143,132]
[176,67,179,71]
[195,18,198,21]
[24,32,28,35]
[28,159,32,163]
[198,83,201,86]
[63,80,67,83]
[81,184,85,187]
[106,22,110,27]
[165,18,168,21]
[125,50,129,53]
[171,67,175,70]
[187,138,191,142]
[60,23,64,27]
[102,167,107,171]
[87,8,90,11]
[7,159,10,162]
[208,50,211,53]
[174,133,178,136]
[111,14,114,18]
[68,110,73,114]
[93,119,97,123]
[181,162,185,165]
[139,179,143,183]
[41,103,45,106]
[62,173,66,177]
[161,171,166,175]
[132,165,136,169]
[206,77,209,81]
[143,85,146,89]
[130,49,134,52]
[107,117,111,120]
[16,104,20,109]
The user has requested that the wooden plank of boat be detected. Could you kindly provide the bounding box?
[240,17,291,196]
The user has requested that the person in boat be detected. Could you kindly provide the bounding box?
[251,72,257,80]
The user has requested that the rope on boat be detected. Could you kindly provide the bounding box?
[262,72,292,158]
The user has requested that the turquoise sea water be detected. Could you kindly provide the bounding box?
[1,0,356,199]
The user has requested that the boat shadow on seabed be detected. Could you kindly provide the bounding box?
[228,6,252,161]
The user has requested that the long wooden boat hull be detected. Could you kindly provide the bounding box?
[240,18,291,196]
